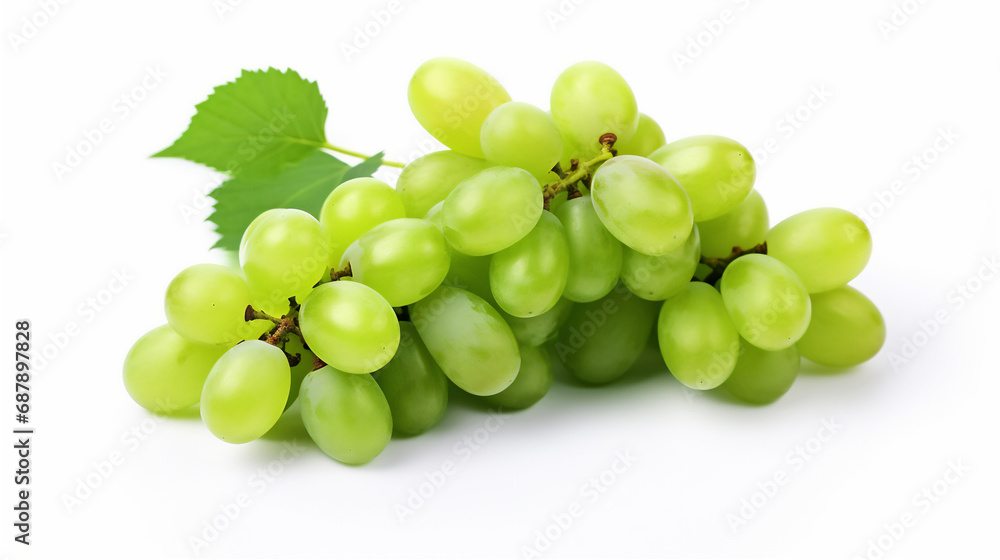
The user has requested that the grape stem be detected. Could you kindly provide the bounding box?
[245,305,303,340]
[330,263,353,282]
[542,133,617,210]
[699,242,768,285]
[312,355,327,371]
[321,142,406,168]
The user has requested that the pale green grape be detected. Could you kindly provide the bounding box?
[657,282,739,389]
[765,208,872,293]
[397,151,491,219]
[300,365,392,465]
[123,324,228,413]
[371,322,449,436]
[550,61,638,159]
[590,155,693,255]
[425,202,495,304]
[281,335,314,411]
[408,57,511,158]
[164,264,258,345]
[299,282,400,374]
[319,177,405,267]
[622,227,701,301]
[340,218,450,307]
[484,344,553,410]
[410,286,520,396]
[649,135,756,221]
[698,190,768,258]
[481,101,563,178]
[615,113,666,157]
[721,339,800,404]
[720,254,811,351]
[489,212,569,317]
[441,167,543,256]
[240,209,329,307]
[552,194,623,302]
[200,340,290,444]
[502,297,574,346]
[797,286,886,367]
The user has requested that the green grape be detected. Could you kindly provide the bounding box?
[590,155,693,256]
[299,365,392,465]
[281,335,314,411]
[410,286,520,396]
[489,212,569,317]
[765,208,872,293]
[200,341,290,444]
[319,177,405,267]
[397,151,491,219]
[407,57,511,158]
[340,218,450,307]
[649,135,756,221]
[240,209,329,307]
[797,286,886,367]
[552,194,623,303]
[698,190,769,258]
[622,226,701,301]
[502,297,574,346]
[122,324,228,413]
[164,263,259,345]
[657,282,739,389]
[441,167,543,256]
[615,113,666,157]
[721,339,800,404]
[720,254,811,351]
[553,285,659,384]
[550,61,639,159]
[484,344,553,410]
[371,322,449,436]
[299,282,400,374]
[425,202,495,304]
[480,101,563,178]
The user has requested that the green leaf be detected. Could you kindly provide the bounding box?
[208,151,384,251]
[154,68,327,176]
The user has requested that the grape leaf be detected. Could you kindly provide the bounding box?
[154,68,328,176]
[208,151,384,250]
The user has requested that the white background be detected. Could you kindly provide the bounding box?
[1,1,998,559]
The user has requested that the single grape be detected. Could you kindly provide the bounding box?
[484,344,553,410]
[657,282,740,389]
[371,322,449,436]
[720,254,811,351]
[552,194,623,303]
[300,366,392,465]
[765,208,872,293]
[410,286,520,396]
[615,113,666,157]
[281,334,314,411]
[408,57,511,158]
[164,263,259,345]
[299,281,400,374]
[590,155,693,256]
[489,212,569,317]
[721,340,800,404]
[622,226,701,301]
[480,101,563,178]
[797,286,886,367]
[698,190,769,259]
[319,177,405,268]
[441,167,543,256]
[649,135,756,221]
[397,151,491,219]
[550,61,639,159]
[501,297,574,347]
[200,340,290,444]
[240,209,329,307]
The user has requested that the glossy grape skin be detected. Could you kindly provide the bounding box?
[319,177,406,267]
[697,190,769,259]
[299,282,400,374]
[371,322,449,436]
[122,325,228,413]
[553,285,659,384]
[340,218,450,307]
[200,341,290,444]
[489,212,569,317]
[240,209,329,306]
[590,155,693,256]
[408,57,511,158]
[441,167,543,256]
[481,101,563,178]
[397,151,491,219]
[424,202,494,303]
[550,61,639,159]
[552,195,623,303]
[282,335,314,411]
[721,340,800,404]
[164,264,258,345]
[410,286,520,396]
[299,366,392,465]
[622,227,701,301]
[765,208,872,293]
[649,135,756,221]
[502,297,574,347]
[797,286,886,367]
[615,113,666,157]
[484,344,553,410]
[657,282,740,390]
[720,254,812,351]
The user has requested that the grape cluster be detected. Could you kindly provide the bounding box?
[123,58,886,465]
